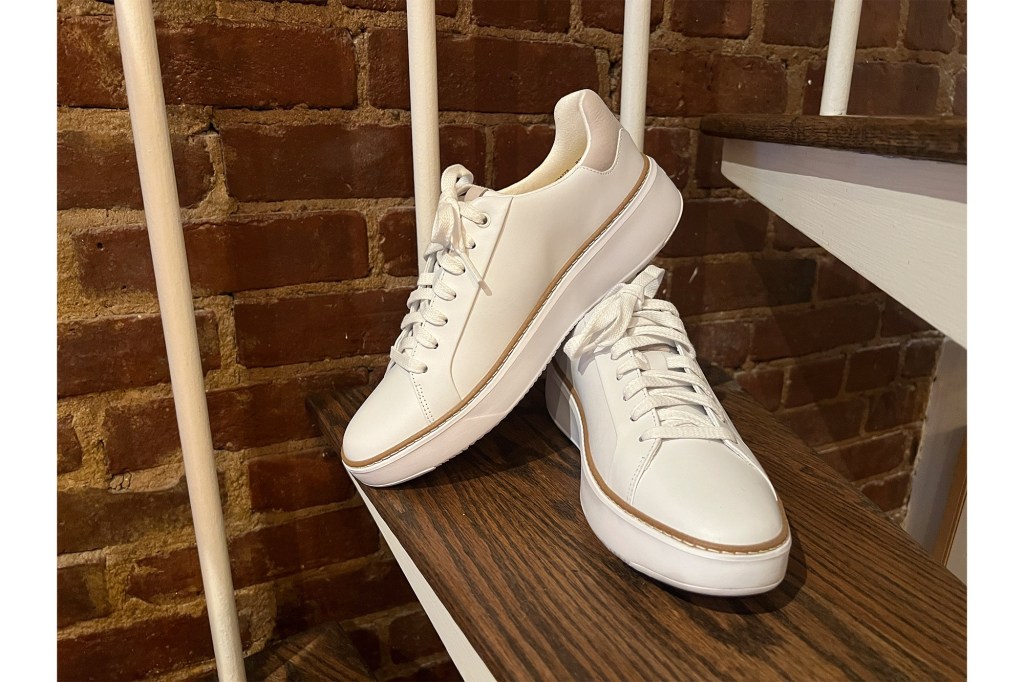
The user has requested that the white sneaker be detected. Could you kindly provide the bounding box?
[545,265,791,595]
[343,90,684,486]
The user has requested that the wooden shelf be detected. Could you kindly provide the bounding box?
[701,114,966,164]
[309,367,965,679]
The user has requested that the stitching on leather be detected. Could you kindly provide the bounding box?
[411,375,433,425]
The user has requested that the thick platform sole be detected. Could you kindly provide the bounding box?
[347,158,684,487]
[544,366,791,597]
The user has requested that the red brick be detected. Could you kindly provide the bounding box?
[58,476,192,554]
[819,431,907,481]
[847,344,900,391]
[58,17,356,108]
[881,298,933,336]
[342,0,458,13]
[661,199,769,257]
[58,128,213,210]
[221,123,485,202]
[866,382,929,431]
[804,62,941,115]
[905,0,956,51]
[273,560,417,637]
[58,610,250,682]
[765,0,899,47]
[686,319,751,369]
[735,367,784,411]
[860,471,911,510]
[367,29,599,114]
[389,611,446,664]
[784,356,845,408]
[902,337,942,378]
[779,398,866,447]
[953,70,966,116]
[346,625,383,672]
[772,218,817,251]
[379,208,419,277]
[75,212,369,297]
[58,561,110,628]
[695,133,734,188]
[579,0,664,32]
[644,126,694,190]
[670,0,751,38]
[471,0,570,32]
[58,415,83,475]
[102,369,367,473]
[858,0,902,47]
[763,0,833,46]
[389,660,462,682]
[57,312,220,398]
[127,507,380,603]
[817,254,878,299]
[671,257,816,315]
[649,50,787,116]
[492,124,556,190]
[235,288,409,367]
[249,448,355,512]
[751,301,880,361]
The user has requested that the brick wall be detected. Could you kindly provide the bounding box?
[56,0,965,679]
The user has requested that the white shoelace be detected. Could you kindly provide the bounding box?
[564,266,736,443]
[390,165,490,375]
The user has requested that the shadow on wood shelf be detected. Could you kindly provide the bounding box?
[309,363,966,679]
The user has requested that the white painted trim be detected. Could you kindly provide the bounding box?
[905,340,967,552]
[352,478,496,682]
[406,0,441,271]
[820,0,863,115]
[113,2,245,680]
[721,139,966,346]
[620,0,652,150]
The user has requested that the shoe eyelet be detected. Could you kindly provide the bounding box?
[479,214,490,227]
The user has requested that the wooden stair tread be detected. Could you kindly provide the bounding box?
[201,624,372,682]
[700,114,966,164]
[309,370,965,679]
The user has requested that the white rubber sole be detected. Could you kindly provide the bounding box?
[349,159,684,487]
[544,366,791,597]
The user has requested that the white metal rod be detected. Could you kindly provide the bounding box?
[113,3,246,681]
[407,0,441,269]
[621,0,652,150]
[819,0,863,115]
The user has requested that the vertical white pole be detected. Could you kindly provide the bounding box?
[407,0,441,269]
[621,0,652,150]
[113,3,246,681]
[820,0,863,115]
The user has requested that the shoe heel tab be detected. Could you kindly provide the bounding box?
[575,90,636,172]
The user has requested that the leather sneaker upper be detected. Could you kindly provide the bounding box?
[343,89,652,467]
[557,265,788,550]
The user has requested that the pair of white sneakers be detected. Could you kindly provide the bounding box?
[343,90,790,596]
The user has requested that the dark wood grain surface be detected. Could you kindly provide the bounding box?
[201,624,371,682]
[700,114,967,164]
[310,372,966,681]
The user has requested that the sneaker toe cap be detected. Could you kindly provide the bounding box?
[632,441,787,549]
[342,368,430,467]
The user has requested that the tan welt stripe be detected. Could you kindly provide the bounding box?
[550,361,791,556]
[344,156,652,468]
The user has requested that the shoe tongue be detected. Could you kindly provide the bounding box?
[463,185,489,202]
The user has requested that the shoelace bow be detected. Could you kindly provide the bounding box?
[391,165,490,375]
[564,266,736,443]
